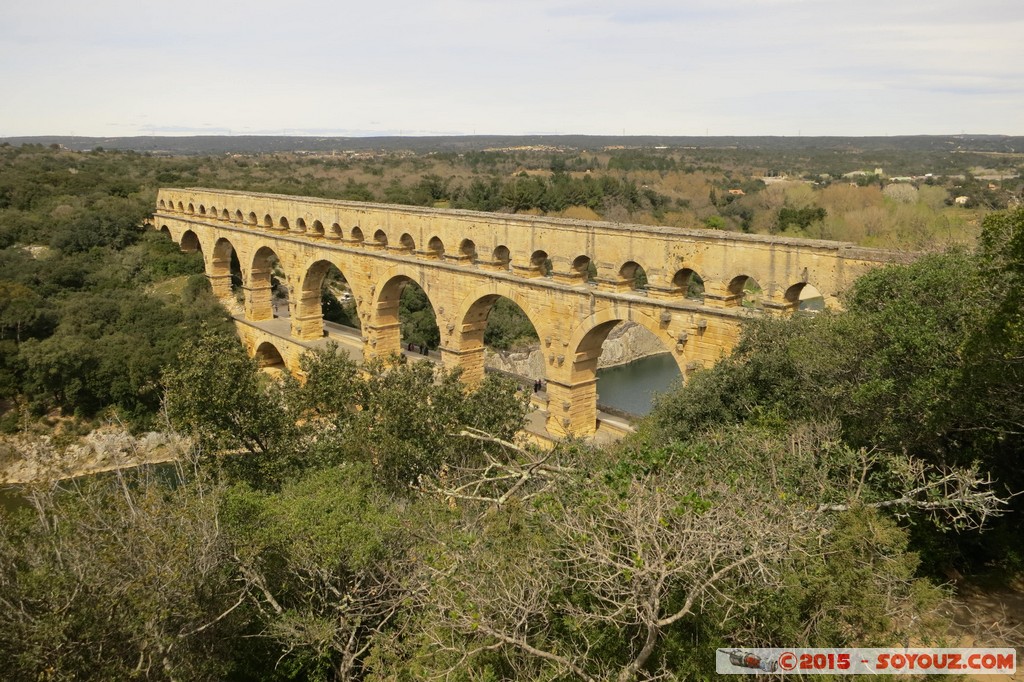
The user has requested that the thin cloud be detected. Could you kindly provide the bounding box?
[1,0,1021,136]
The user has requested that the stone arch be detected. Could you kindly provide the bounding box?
[177,201,185,212]
[672,268,705,301]
[729,274,763,309]
[492,245,511,269]
[221,208,230,221]
[571,255,594,281]
[279,216,290,230]
[159,225,171,237]
[311,220,325,236]
[370,266,439,359]
[180,229,202,253]
[263,214,273,228]
[249,245,288,321]
[351,226,364,243]
[459,238,477,261]
[330,222,342,238]
[619,261,648,290]
[530,249,551,276]
[454,283,550,385]
[159,199,166,209]
[558,307,684,435]
[254,341,286,369]
[198,205,207,215]
[210,237,243,305]
[248,211,258,225]
[372,229,388,247]
[567,308,680,384]
[784,282,825,312]
[427,236,445,258]
[399,233,416,251]
[296,218,307,232]
[294,258,363,341]
[188,203,195,214]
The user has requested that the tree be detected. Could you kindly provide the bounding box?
[163,329,297,489]
[0,462,245,681]
[400,423,994,681]
[777,205,827,233]
[223,463,413,681]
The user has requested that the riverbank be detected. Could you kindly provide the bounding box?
[0,426,187,485]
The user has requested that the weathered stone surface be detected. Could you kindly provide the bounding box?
[154,188,909,436]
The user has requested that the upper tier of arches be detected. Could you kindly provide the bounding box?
[155,188,906,312]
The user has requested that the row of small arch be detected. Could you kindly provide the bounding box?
[160,200,823,304]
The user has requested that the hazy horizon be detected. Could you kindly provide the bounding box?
[3,0,1022,138]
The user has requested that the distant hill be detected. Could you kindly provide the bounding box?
[3,134,1023,156]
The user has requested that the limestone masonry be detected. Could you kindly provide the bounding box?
[154,188,910,437]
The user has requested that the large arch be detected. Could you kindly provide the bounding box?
[369,265,439,361]
[567,309,680,384]
[554,307,683,435]
[293,259,363,341]
[207,237,242,305]
[180,229,202,254]
[248,245,287,321]
[454,283,551,385]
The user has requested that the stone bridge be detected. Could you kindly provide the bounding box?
[154,188,906,436]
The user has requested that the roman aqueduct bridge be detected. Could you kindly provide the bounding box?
[154,188,906,437]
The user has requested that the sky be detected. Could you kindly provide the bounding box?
[2,0,1022,137]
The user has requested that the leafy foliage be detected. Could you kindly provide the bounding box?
[0,145,1021,681]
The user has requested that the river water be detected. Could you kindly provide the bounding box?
[595,352,682,417]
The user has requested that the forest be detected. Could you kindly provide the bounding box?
[0,141,1022,680]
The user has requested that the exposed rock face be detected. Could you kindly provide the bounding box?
[594,322,670,367]
[0,428,187,484]
[485,322,669,378]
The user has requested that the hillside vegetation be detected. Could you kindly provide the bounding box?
[0,142,1021,680]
